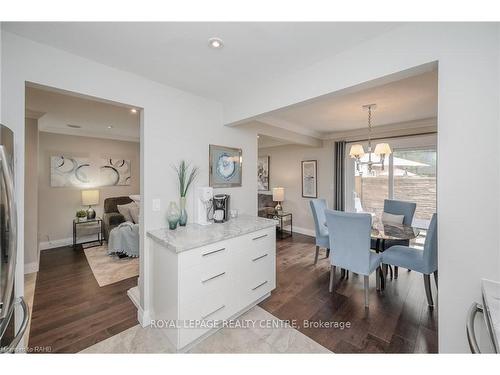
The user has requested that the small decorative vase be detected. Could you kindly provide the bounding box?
[167,201,180,230]
[179,197,188,226]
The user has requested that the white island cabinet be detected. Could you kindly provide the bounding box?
[147,215,277,351]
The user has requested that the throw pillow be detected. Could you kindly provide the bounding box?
[117,202,135,223]
[129,203,140,224]
[129,194,140,202]
[382,211,405,225]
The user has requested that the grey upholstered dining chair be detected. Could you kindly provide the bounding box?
[376,199,417,278]
[383,199,417,226]
[325,209,382,308]
[309,199,330,264]
[382,213,437,307]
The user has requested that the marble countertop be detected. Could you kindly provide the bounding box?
[147,215,278,253]
[481,278,500,352]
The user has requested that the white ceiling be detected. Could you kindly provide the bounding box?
[258,135,291,148]
[26,86,140,142]
[257,69,438,137]
[3,22,400,101]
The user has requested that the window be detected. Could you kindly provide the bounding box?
[345,135,437,227]
[352,156,388,222]
[393,148,436,223]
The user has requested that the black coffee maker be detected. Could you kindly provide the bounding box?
[213,194,230,223]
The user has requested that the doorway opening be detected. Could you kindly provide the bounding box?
[24,83,142,352]
[236,62,438,353]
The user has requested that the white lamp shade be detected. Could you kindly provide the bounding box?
[82,190,99,206]
[374,143,392,155]
[272,187,285,202]
[349,144,365,158]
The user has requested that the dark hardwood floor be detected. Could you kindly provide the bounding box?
[259,233,438,353]
[28,245,138,353]
[28,235,436,353]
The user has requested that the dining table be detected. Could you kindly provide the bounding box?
[371,221,421,290]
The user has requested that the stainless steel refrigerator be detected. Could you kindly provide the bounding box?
[0,124,29,353]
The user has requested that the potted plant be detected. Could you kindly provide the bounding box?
[173,160,199,226]
[76,210,87,222]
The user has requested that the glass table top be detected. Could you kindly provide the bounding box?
[267,211,291,217]
[371,223,420,241]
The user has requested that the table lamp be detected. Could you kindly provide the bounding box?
[273,187,285,212]
[82,189,99,219]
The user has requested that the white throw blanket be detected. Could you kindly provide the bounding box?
[108,222,140,257]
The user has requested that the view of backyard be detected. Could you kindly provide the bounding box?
[354,148,437,224]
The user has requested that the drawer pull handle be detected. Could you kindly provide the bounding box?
[201,304,226,319]
[202,272,226,284]
[253,234,268,241]
[252,280,268,291]
[202,247,226,257]
[252,254,268,262]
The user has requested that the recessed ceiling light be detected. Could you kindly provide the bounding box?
[208,37,224,49]
[130,108,137,114]
[107,125,113,129]
[67,124,81,129]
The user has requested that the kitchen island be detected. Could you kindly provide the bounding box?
[147,215,277,351]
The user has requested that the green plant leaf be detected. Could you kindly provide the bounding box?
[173,160,199,197]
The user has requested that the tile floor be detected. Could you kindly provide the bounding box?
[80,306,331,354]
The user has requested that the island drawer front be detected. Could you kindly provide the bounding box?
[238,250,275,308]
[178,290,236,348]
[179,261,233,305]
[240,276,274,308]
[241,249,275,283]
[243,227,276,258]
[179,239,233,270]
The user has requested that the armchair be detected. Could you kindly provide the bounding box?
[102,196,133,241]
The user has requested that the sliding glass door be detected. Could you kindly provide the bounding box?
[345,134,437,228]
[392,148,436,225]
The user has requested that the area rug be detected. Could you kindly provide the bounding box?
[84,243,139,287]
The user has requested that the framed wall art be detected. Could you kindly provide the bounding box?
[257,155,270,191]
[50,155,91,187]
[209,144,243,188]
[50,155,131,187]
[301,160,317,198]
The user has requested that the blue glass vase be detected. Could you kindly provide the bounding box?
[179,197,188,226]
[167,201,180,230]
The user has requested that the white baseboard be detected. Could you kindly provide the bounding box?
[127,286,140,308]
[292,226,315,237]
[138,307,151,327]
[39,234,100,250]
[39,237,73,250]
[24,261,39,274]
[127,286,150,327]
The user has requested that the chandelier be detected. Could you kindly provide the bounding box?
[349,104,391,174]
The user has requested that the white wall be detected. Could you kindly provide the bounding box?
[259,142,333,236]
[24,118,38,273]
[226,23,500,353]
[1,32,258,329]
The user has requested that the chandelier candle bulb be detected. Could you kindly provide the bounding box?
[349,144,365,158]
[374,143,392,156]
